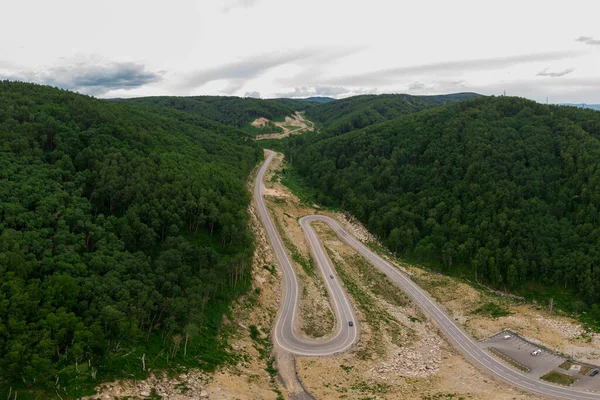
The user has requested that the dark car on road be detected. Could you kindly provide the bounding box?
[590,369,599,377]
[348,321,354,327]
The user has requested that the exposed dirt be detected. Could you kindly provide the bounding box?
[255,112,314,140]
[251,117,269,128]
[401,260,600,366]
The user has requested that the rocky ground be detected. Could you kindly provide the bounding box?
[254,112,314,140]
[404,260,600,366]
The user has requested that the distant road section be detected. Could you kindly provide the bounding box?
[255,150,600,399]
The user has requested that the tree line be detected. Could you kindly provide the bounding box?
[305,92,480,136]
[286,96,600,315]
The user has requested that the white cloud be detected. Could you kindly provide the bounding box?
[222,0,260,12]
[537,68,575,78]
[277,86,350,98]
[0,0,598,102]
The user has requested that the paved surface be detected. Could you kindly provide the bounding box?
[483,331,600,392]
[483,333,565,377]
[255,150,358,356]
[255,150,600,399]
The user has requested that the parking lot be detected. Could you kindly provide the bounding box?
[481,330,600,391]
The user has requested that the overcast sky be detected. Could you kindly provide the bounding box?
[1,0,599,103]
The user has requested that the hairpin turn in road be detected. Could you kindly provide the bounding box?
[255,150,600,400]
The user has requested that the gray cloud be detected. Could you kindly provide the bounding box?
[319,50,582,87]
[276,85,350,98]
[575,36,600,45]
[244,91,261,98]
[179,46,364,93]
[2,60,161,95]
[537,68,575,78]
[408,81,426,91]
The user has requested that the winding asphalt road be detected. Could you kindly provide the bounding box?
[256,150,600,399]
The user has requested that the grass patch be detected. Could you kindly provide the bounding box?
[350,380,391,395]
[559,360,574,370]
[248,325,278,379]
[422,393,468,400]
[324,247,415,358]
[580,365,593,375]
[340,364,354,372]
[268,207,316,277]
[349,253,409,308]
[487,348,530,372]
[473,302,512,319]
[540,370,577,386]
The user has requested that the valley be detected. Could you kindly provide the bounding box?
[2,83,600,399]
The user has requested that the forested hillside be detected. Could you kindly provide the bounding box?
[305,92,480,136]
[121,95,309,135]
[0,82,260,395]
[286,96,600,312]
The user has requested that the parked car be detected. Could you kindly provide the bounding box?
[348,321,354,327]
[531,349,542,356]
[503,334,511,339]
[590,369,599,377]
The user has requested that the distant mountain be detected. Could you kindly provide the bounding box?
[559,103,600,111]
[305,92,482,135]
[302,96,336,103]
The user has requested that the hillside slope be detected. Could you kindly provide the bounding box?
[286,96,600,311]
[305,92,481,135]
[0,82,260,395]
[121,95,303,135]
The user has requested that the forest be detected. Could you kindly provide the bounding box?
[120,95,318,135]
[0,82,261,395]
[305,92,481,136]
[286,96,600,314]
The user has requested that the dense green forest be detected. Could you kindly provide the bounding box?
[120,96,317,135]
[0,82,261,396]
[305,92,480,136]
[286,96,600,314]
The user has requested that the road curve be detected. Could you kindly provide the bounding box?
[255,150,358,356]
[255,150,600,399]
